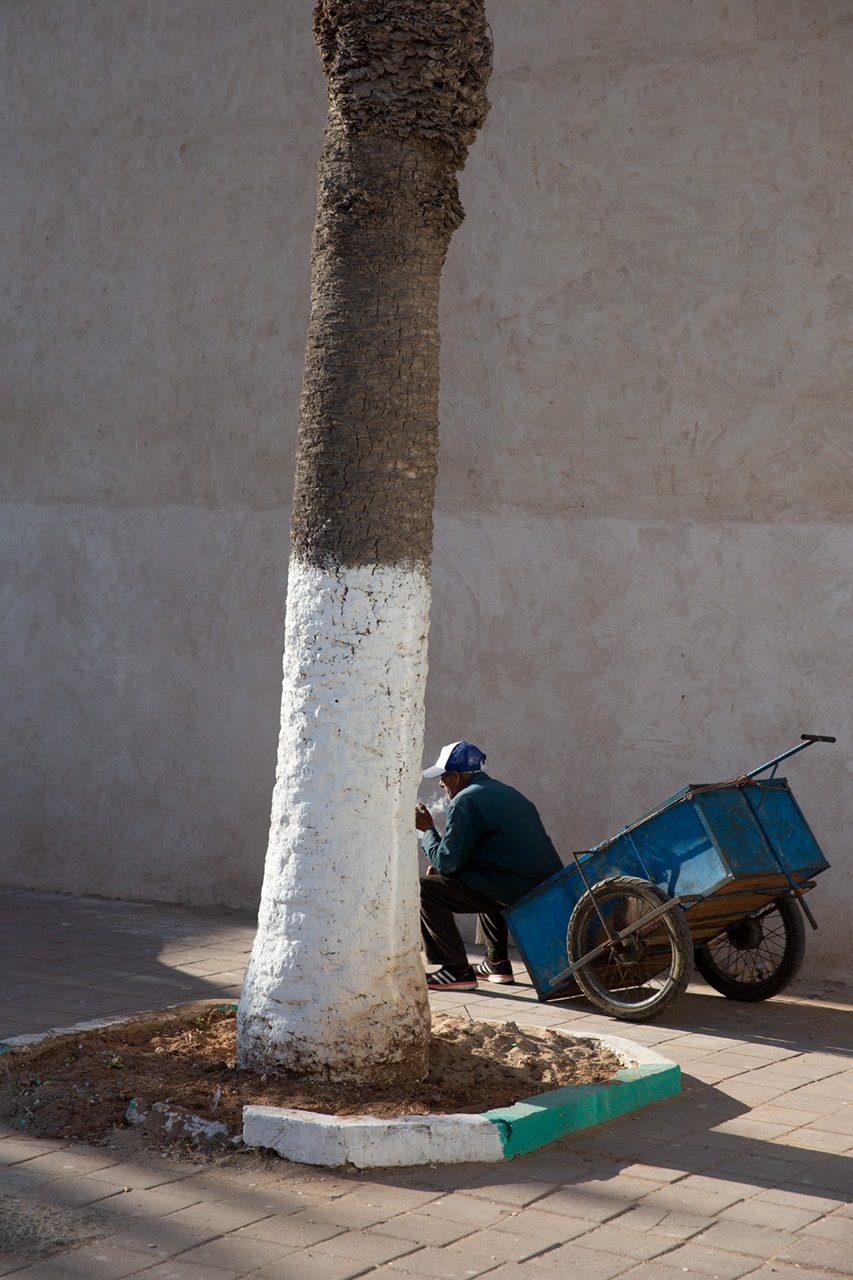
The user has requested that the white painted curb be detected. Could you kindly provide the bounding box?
[242,1107,505,1167]
[1,1008,679,1170]
[242,1027,680,1169]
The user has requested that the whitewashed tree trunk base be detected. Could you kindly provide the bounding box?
[237,560,431,1081]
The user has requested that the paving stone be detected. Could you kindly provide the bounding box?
[579,1171,672,1202]
[373,1241,507,1278]
[308,1229,427,1266]
[576,1222,674,1260]
[709,1151,817,1184]
[20,1241,170,1278]
[470,1265,561,1280]
[631,1140,727,1173]
[638,1183,748,1218]
[54,1157,193,1193]
[98,1215,230,1259]
[657,1034,737,1054]
[233,1211,346,1249]
[458,1225,562,1263]
[718,1195,823,1231]
[821,1071,853,1097]
[783,1158,853,1196]
[175,1232,296,1271]
[617,1264,720,1280]
[743,1068,830,1092]
[694,1218,797,1256]
[0,1138,60,1166]
[24,1176,123,1209]
[802,1106,853,1136]
[420,1194,513,1229]
[462,1174,558,1208]
[749,1102,835,1128]
[618,1205,713,1240]
[647,1241,758,1278]
[615,1159,698,1185]
[744,1267,852,1280]
[778,1235,853,1275]
[313,1184,443,1221]
[802,1209,853,1241]
[237,1186,318,1216]
[777,1087,852,1112]
[756,1184,838,1213]
[10,1149,117,1179]
[721,1081,791,1106]
[257,1194,418,1232]
[253,1258,377,1280]
[533,1240,640,1278]
[783,1126,853,1153]
[389,1163,484,1193]
[364,1211,482,1248]
[135,1254,244,1278]
[261,1170,358,1201]
[149,1198,275,1237]
[93,1183,208,1218]
[614,1107,701,1137]
[681,1059,758,1080]
[710,1115,804,1141]
[488,1206,590,1246]
[534,1183,639,1222]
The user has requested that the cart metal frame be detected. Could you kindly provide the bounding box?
[504,735,834,1022]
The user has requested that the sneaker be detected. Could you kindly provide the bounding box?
[426,965,478,991]
[474,958,514,984]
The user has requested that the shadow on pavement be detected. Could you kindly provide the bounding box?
[0,889,256,1041]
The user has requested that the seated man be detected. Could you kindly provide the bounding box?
[415,740,563,991]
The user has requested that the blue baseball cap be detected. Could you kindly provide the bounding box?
[423,740,487,778]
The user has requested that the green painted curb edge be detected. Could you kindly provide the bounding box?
[484,1058,681,1159]
[3,1007,680,1167]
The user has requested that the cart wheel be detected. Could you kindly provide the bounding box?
[695,895,805,1001]
[567,876,694,1022]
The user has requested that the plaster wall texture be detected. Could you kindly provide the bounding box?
[2,3,851,977]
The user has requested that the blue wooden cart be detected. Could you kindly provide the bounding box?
[504,735,834,1022]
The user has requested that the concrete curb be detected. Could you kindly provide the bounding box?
[242,1028,680,1169]
[2,1008,679,1170]
[242,1107,506,1167]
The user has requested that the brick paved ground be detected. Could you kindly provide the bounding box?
[1,888,851,1278]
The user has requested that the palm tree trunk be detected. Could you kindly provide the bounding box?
[237,1,490,1082]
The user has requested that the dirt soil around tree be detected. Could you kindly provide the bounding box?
[0,1001,623,1156]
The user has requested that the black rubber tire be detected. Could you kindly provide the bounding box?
[695,895,806,1001]
[567,876,694,1022]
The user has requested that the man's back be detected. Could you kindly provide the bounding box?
[423,771,562,904]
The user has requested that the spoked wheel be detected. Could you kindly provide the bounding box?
[567,876,694,1022]
[695,895,805,1001]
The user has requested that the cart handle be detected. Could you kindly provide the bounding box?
[745,733,836,780]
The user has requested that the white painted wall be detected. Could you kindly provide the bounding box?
[2,2,851,979]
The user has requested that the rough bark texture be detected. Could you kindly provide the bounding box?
[292,0,491,569]
[237,1,491,1083]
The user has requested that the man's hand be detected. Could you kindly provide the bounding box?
[414,802,436,833]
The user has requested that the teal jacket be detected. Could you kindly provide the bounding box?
[420,772,562,905]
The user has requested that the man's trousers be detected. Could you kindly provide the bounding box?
[420,873,509,971]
